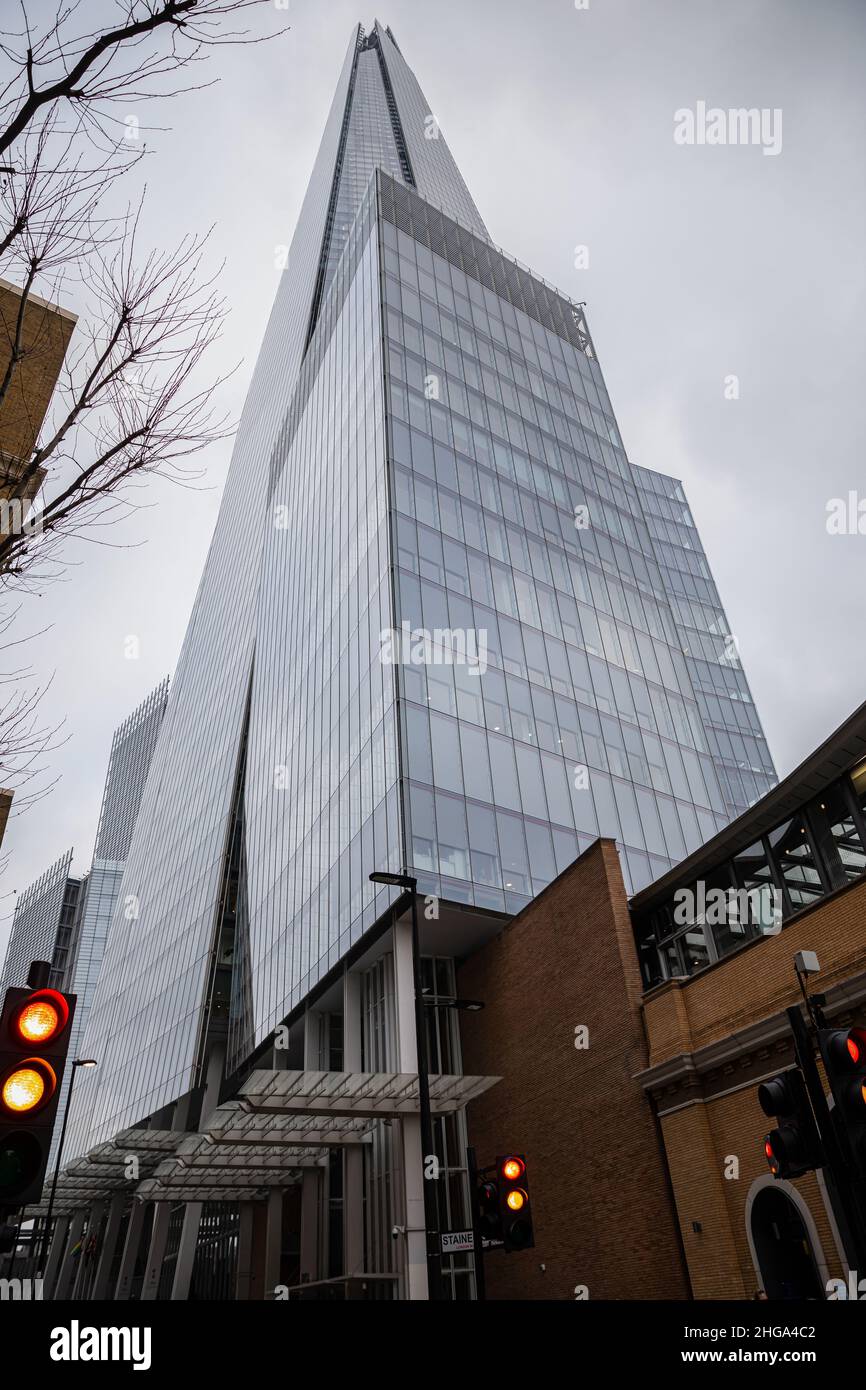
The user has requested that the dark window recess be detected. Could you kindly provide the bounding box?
[767,818,826,911]
[807,784,866,888]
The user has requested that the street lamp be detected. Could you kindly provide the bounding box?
[39,1058,97,1272]
[370,869,443,1300]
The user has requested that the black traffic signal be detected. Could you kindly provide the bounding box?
[758,1068,824,1179]
[476,1174,502,1246]
[0,983,76,1212]
[496,1154,534,1252]
[819,1025,866,1175]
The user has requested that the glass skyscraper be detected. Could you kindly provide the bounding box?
[0,849,79,992]
[69,21,775,1161]
[60,680,168,1166]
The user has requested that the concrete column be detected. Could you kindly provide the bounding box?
[235,1202,257,1300]
[90,1194,125,1300]
[114,1199,146,1301]
[300,1167,321,1284]
[343,968,365,1278]
[393,918,429,1301]
[170,1043,223,1301]
[139,1202,171,1300]
[43,1214,70,1300]
[200,1042,225,1123]
[170,1202,203,1301]
[169,1092,194,1132]
[300,1009,322,1284]
[263,1187,283,1298]
[70,1201,105,1301]
[53,1208,86,1300]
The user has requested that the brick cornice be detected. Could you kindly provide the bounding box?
[637,967,866,1097]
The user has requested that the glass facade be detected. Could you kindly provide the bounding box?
[381,176,760,913]
[69,21,775,1158]
[636,759,866,985]
[62,680,169,1165]
[0,848,74,991]
[244,179,402,1048]
[632,463,775,818]
[48,876,86,992]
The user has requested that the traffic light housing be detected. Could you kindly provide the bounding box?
[496,1154,534,1252]
[476,1174,502,1246]
[819,1025,866,1175]
[0,984,76,1213]
[758,1067,824,1179]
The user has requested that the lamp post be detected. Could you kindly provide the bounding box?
[39,1058,97,1273]
[370,869,442,1300]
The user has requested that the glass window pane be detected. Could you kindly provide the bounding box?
[767,819,825,912]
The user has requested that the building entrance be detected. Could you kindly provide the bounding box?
[750,1186,823,1300]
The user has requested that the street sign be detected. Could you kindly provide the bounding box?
[441,1229,475,1254]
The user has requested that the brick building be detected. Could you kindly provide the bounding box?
[0,274,76,531]
[0,273,76,834]
[459,838,690,1300]
[459,699,866,1300]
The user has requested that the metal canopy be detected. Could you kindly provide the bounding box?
[237,1069,501,1118]
[205,1100,376,1148]
[23,1129,182,1216]
[29,1070,502,1211]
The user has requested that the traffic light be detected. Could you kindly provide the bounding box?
[476,1173,502,1245]
[496,1154,534,1252]
[0,984,75,1212]
[819,1025,866,1175]
[759,1068,824,1179]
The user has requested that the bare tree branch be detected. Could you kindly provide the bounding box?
[0,0,288,837]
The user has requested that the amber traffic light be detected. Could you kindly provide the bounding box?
[497,1154,535,1253]
[1,1060,57,1114]
[0,983,75,1212]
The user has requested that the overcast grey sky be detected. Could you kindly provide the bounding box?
[2,0,864,955]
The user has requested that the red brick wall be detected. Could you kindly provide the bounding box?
[458,839,690,1300]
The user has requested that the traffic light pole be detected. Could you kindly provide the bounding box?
[408,887,443,1302]
[786,1004,866,1273]
[38,1055,81,1273]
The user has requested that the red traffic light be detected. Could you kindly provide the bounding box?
[501,1156,525,1182]
[823,1026,866,1071]
[9,989,69,1047]
[846,1027,866,1066]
